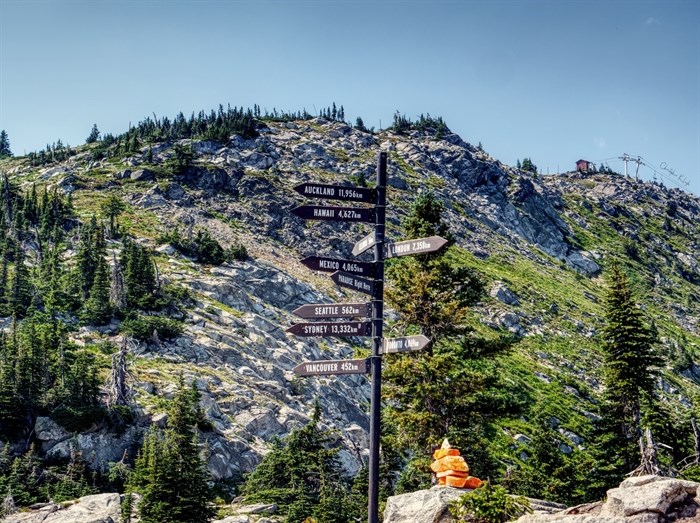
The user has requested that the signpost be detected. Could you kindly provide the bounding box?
[291,205,375,223]
[380,335,431,354]
[300,256,375,277]
[286,321,371,337]
[292,302,371,319]
[288,152,441,523]
[294,182,376,203]
[352,231,377,256]
[384,235,448,259]
[331,271,375,295]
[293,358,370,377]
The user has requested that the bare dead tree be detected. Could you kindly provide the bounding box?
[1,488,16,517]
[107,337,134,408]
[691,418,700,466]
[110,251,126,310]
[629,427,661,476]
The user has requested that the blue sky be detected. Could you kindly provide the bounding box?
[1,0,698,194]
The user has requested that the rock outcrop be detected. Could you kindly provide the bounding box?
[516,475,699,523]
[3,493,122,523]
[382,476,700,523]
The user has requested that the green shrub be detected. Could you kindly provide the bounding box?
[156,227,227,265]
[448,481,531,523]
[228,242,248,261]
[51,405,107,433]
[120,315,184,342]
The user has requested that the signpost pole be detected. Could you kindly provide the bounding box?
[368,151,386,523]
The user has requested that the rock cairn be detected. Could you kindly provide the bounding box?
[430,438,483,489]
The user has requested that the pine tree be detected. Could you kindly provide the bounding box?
[74,217,99,300]
[0,131,11,158]
[8,245,33,317]
[242,403,347,521]
[100,195,125,239]
[384,192,516,485]
[86,124,100,144]
[122,241,158,309]
[597,264,663,474]
[130,376,212,523]
[0,331,21,435]
[521,157,538,173]
[82,254,112,325]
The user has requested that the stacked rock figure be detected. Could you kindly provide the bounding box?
[430,439,483,489]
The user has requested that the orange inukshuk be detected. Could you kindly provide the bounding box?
[430,438,483,489]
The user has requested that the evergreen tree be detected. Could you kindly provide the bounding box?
[384,192,517,486]
[0,131,11,158]
[74,217,100,300]
[8,246,33,317]
[354,117,368,133]
[595,264,663,476]
[86,124,100,144]
[130,376,212,523]
[122,240,158,309]
[521,157,538,173]
[100,195,125,239]
[82,254,112,325]
[242,403,348,522]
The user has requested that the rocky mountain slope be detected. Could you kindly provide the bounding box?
[2,115,700,491]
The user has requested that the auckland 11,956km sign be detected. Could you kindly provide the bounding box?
[294,182,376,203]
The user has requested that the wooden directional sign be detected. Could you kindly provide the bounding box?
[384,236,448,259]
[352,231,377,256]
[294,183,376,203]
[301,256,375,277]
[380,335,431,355]
[294,358,369,377]
[293,302,372,319]
[331,271,375,295]
[291,205,375,223]
[287,321,371,337]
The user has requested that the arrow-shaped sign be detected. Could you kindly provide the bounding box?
[380,335,431,355]
[286,321,371,337]
[384,236,448,259]
[301,256,375,277]
[352,231,378,256]
[331,271,375,295]
[292,302,372,319]
[294,183,376,203]
[291,205,375,223]
[293,358,370,376]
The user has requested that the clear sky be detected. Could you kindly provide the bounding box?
[1,0,698,194]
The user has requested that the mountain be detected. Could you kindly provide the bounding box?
[0,112,699,514]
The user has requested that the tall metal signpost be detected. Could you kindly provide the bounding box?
[288,152,444,523]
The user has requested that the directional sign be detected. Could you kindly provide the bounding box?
[294,358,370,377]
[294,183,376,203]
[293,302,372,319]
[352,231,378,256]
[380,335,431,355]
[301,256,375,277]
[384,236,448,259]
[331,271,375,296]
[286,321,371,337]
[291,205,375,223]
